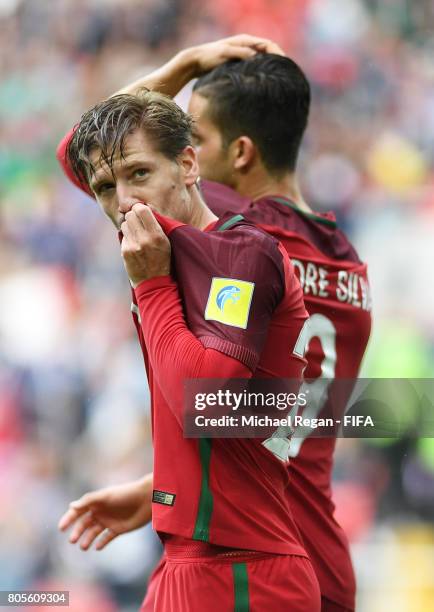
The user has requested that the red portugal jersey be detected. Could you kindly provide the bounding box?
[131,212,310,555]
[201,180,372,609]
[56,130,311,556]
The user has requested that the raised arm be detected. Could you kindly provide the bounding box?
[56,35,283,196]
[121,205,290,427]
[114,34,284,98]
[121,205,252,426]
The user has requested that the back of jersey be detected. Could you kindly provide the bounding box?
[201,179,372,610]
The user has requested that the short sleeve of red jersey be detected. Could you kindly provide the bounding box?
[168,219,285,372]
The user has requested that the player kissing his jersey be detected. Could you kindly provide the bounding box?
[57,71,322,610]
[57,36,371,612]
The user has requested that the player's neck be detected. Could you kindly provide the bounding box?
[236,171,312,214]
[188,184,219,230]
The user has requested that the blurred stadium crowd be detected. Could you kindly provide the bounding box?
[0,0,433,610]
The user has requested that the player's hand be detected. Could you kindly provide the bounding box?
[58,475,153,550]
[121,204,171,287]
[114,35,284,100]
[185,34,285,77]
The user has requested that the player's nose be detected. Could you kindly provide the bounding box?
[117,184,143,214]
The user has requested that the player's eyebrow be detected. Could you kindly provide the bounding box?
[123,160,153,171]
[90,173,113,193]
[90,160,154,192]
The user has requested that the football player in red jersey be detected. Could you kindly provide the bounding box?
[190,53,371,612]
[57,76,321,610]
[57,36,371,612]
[191,59,372,612]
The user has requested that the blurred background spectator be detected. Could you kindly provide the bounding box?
[1,1,433,610]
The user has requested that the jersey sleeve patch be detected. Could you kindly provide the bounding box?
[204,277,255,330]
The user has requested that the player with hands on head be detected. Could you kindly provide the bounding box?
[115,34,284,97]
[57,34,284,195]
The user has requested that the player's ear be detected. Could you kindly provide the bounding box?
[178,145,199,186]
[232,136,256,172]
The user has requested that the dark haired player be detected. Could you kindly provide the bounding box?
[56,70,321,609]
[191,54,372,612]
[57,36,371,612]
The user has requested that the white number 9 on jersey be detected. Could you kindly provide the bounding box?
[262,315,337,461]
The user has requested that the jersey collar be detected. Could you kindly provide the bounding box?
[262,195,337,229]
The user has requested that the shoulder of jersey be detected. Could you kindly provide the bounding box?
[256,196,364,265]
[200,179,361,265]
[215,211,282,253]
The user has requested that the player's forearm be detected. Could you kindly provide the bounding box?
[113,48,198,98]
[138,473,153,517]
[135,274,251,377]
[139,471,153,493]
[135,275,250,422]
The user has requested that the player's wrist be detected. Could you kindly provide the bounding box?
[134,274,174,294]
[174,47,201,80]
[139,473,153,494]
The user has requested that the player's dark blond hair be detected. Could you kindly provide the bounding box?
[67,89,193,187]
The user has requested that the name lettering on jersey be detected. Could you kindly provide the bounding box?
[205,277,255,329]
[336,270,371,310]
[292,259,371,311]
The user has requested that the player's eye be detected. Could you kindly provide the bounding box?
[133,168,149,179]
[96,182,115,195]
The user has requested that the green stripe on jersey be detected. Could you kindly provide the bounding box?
[218,214,245,231]
[192,438,213,541]
[192,214,244,539]
[233,562,250,611]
